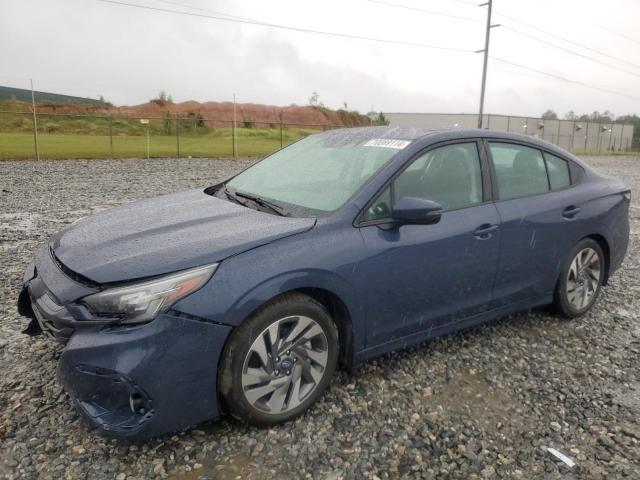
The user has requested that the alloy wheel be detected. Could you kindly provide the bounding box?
[241,315,329,414]
[566,247,601,310]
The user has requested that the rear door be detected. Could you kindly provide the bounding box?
[358,140,501,347]
[485,141,582,306]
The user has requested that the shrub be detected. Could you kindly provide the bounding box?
[376,112,390,126]
[151,91,173,107]
[42,122,60,133]
[10,117,30,131]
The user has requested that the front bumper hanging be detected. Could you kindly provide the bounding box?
[17,246,233,439]
[58,313,232,439]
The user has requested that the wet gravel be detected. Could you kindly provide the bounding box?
[0,156,639,479]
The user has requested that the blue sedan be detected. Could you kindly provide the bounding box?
[18,127,630,439]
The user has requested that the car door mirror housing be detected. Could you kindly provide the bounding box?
[391,197,443,226]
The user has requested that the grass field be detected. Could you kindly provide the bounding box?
[3,131,637,160]
[0,127,319,159]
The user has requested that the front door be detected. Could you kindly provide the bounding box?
[357,141,501,348]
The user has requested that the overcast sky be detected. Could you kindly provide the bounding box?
[2,0,640,117]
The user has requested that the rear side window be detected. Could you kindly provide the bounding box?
[544,153,571,190]
[488,143,549,200]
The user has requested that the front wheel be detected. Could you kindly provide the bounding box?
[219,293,338,425]
[555,239,605,317]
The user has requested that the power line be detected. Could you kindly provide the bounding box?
[491,67,621,91]
[96,0,473,53]
[363,0,483,23]
[490,56,640,101]
[494,11,640,71]
[493,66,553,80]
[96,0,640,104]
[158,0,485,27]
[597,24,640,47]
[501,25,640,79]
[494,0,640,65]
[152,0,247,20]
[364,0,640,81]
[370,0,640,75]
[440,0,480,6]
[364,0,640,72]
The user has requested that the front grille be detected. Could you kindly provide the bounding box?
[28,286,75,341]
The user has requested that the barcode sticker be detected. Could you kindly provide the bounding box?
[363,139,411,149]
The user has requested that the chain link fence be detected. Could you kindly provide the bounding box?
[2,110,637,160]
[386,113,637,154]
[0,110,345,160]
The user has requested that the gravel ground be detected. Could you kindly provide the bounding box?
[0,156,638,480]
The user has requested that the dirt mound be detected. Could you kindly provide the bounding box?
[6,99,371,127]
[116,101,369,127]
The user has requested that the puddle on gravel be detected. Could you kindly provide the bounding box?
[171,452,253,480]
[613,383,640,415]
[428,371,533,432]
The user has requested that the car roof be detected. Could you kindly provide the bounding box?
[316,126,447,143]
[314,126,584,165]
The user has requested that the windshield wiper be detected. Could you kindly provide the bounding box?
[221,186,249,207]
[234,191,288,217]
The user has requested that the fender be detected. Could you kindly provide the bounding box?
[222,268,362,328]
[175,267,366,364]
[172,222,370,358]
[576,190,628,280]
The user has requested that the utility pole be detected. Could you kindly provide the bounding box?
[30,79,40,160]
[476,0,500,129]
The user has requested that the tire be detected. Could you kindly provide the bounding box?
[219,292,339,426]
[555,238,605,318]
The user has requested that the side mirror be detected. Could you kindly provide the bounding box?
[391,197,443,225]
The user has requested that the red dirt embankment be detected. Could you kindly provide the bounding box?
[14,100,371,127]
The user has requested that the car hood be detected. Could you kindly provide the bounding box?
[50,189,316,284]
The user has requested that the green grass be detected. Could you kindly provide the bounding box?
[2,128,636,160]
[0,127,319,159]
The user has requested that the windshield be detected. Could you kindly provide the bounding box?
[226,133,403,214]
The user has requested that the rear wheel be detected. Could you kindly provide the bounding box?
[219,293,338,425]
[555,239,604,317]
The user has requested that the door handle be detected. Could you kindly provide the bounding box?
[473,224,499,238]
[562,205,581,219]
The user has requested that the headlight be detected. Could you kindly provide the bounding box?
[81,264,218,324]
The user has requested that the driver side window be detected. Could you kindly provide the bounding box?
[365,142,483,221]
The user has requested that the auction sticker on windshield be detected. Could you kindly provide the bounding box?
[363,139,411,149]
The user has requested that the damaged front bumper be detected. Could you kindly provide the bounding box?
[18,246,232,440]
[58,314,231,440]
